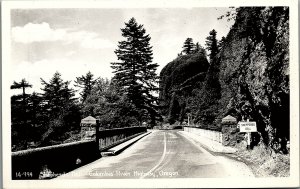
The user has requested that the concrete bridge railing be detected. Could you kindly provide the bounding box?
[12,126,147,180]
[183,126,223,144]
[183,115,239,146]
[98,126,147,150]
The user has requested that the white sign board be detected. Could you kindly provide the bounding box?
[238,121,257,132]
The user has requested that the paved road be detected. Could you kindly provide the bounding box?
[57,130,253,179]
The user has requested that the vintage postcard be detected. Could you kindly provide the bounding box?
[2,0,299,188]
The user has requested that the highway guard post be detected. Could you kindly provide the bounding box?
[221,115,238,146]
[80,116,100,152]
[238,119,257,149]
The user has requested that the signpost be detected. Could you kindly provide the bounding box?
[238,119,257,149]
[238,121,257,132]
[187,113,191,126]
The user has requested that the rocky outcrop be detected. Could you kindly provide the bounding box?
[159,7,289,153]
[159,52,209,122]
[217,7,289,152]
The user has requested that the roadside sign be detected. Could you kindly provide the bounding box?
[238,120,257,150]
[238,121,257,132]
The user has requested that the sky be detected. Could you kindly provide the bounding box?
[10,8,234,95]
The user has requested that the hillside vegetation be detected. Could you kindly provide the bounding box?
[159,7,289,153]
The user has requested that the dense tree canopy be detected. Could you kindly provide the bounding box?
[39,72,81,145]
[83,80,141,129]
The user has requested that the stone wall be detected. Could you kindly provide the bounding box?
[184,115,245,146]
[183,127,223,144]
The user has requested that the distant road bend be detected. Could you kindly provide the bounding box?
[57,130,254,179]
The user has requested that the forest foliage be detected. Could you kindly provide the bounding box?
[11,18,160,151]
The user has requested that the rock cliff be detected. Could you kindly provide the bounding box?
[159,7,289,153]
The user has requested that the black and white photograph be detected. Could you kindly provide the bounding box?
[1,0,299,188]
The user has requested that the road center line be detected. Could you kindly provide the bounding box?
[140,132,167,179]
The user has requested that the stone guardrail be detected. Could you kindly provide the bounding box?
[183,115,239,146]
[183,126,223,144]
[152,125,183,130]
[12,126,147,180]
[98,126,147,150]
[12,140,97,180]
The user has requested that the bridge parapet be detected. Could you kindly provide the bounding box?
[12,140,97,180]
[183,126,223,144]
[12,126,147,180]
[97,126,147,150]
[183,115,239,146]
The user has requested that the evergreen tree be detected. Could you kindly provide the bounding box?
[40,72,80,143]
[10,79,32,109]
[111,17,160,126]
[10,79,32,124]
[26,92,47,142]
[193,42,207,56]
[74,71,96,103]
[182,38,195,55]
[194,42,201,53]
[11,78,32,96]
[205,29,219,61]
[27,92,43,126]
[10,80,44,150]
[218,36,226,50]
[83,80,140,129]
[81,77,111,117]
[41,72,76,117]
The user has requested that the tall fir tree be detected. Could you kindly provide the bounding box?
[10,79,32,124]
[218,36,226,50]
[40,72,80,143]
[41,72,76,117]
[74,71,96,103]
[182,38,195,55]
[111,17,160,125]
[11,78,32,97]
[205,29,219,61]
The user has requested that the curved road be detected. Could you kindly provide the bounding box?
[57,130,253,179]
